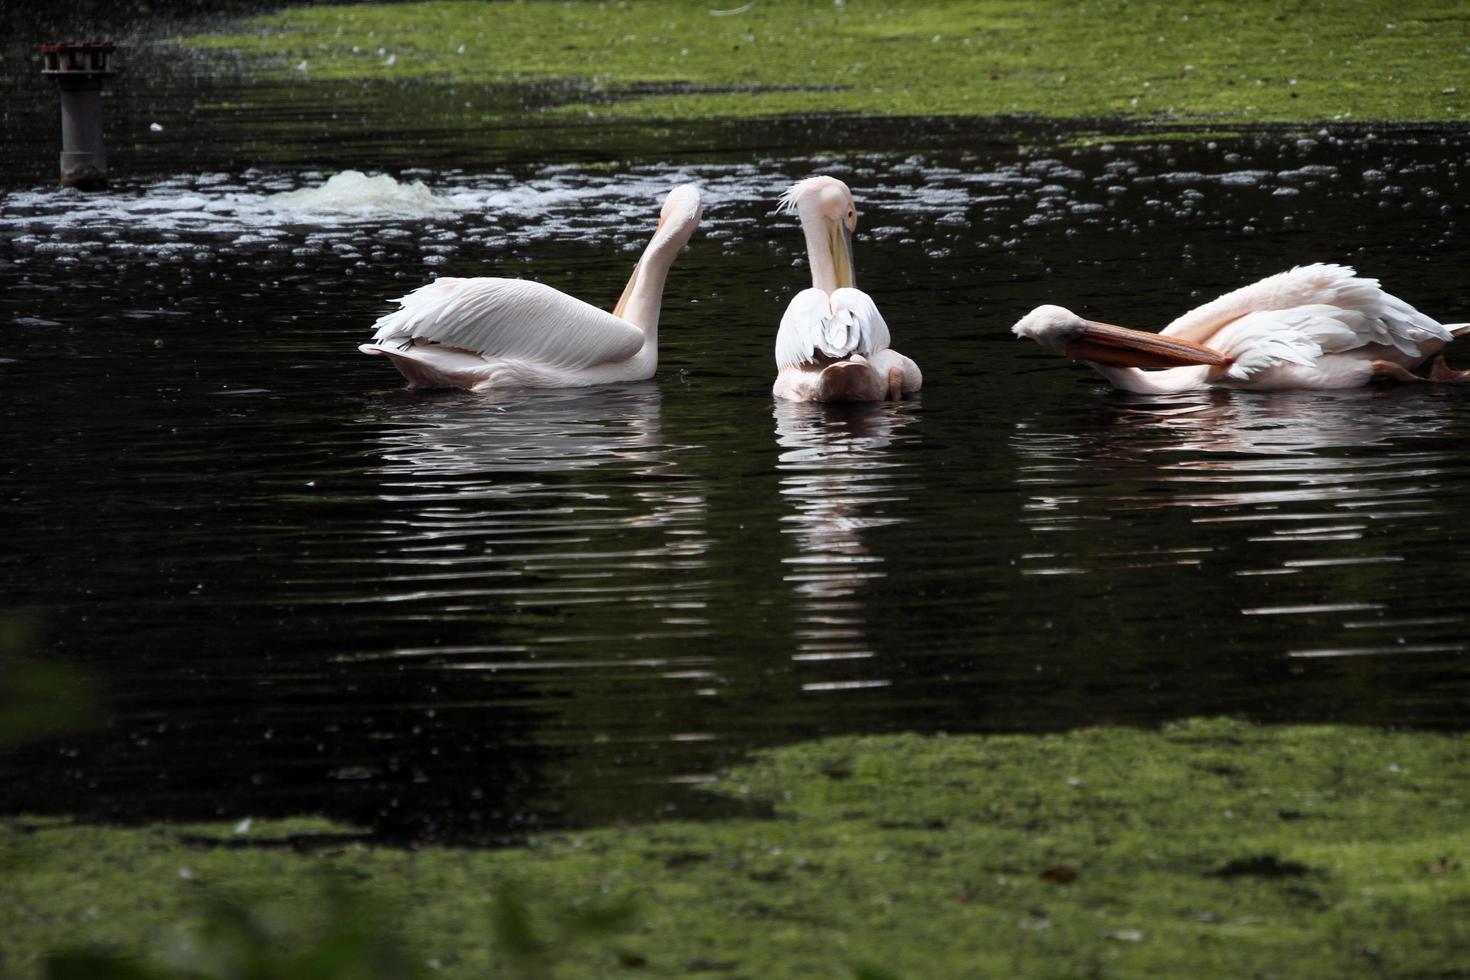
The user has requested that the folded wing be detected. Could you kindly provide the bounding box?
[1209,307,1356,381]
[1163,263,1452,364]
[774,286,892,369]
[371,277,646,369]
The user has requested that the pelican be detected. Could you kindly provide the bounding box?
[1012,264,1470,393]
[360,184,702,390]
[772,176,922,402]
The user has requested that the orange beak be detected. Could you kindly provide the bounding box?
[612,260,639,319]
[1061,321,1231,370]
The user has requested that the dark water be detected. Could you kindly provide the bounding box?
[3,29,1469,843]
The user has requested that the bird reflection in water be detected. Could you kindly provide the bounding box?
[362,381,711,656]
[1017,388,1458,503]
[1012,386,1460,575]
[373,381,676,478]
[1097,387,1456,460]
[773,400,920,690]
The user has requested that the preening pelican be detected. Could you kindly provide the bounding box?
[772,176,922,402]
[360,184,702,390]
[1012,264,1470,393]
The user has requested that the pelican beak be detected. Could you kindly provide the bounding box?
[612,258,641,319]
[828,219,856,290]
[1061,321,1231,369]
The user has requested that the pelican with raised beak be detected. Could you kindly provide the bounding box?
[361,184,703,390]
[772,176,922,402]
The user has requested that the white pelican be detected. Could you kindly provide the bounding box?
[772,176,922,402]
[1012,264,1470,393]
[360,184,702,390]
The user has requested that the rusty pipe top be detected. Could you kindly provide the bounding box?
[41,42,118,78]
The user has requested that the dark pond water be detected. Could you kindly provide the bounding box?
[3,28,1469,842]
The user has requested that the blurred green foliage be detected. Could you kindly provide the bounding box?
[34,876,641,980]
[0,617,92,744]
[43,878,421,980]
[488,879,638,979]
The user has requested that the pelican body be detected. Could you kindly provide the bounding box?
[1013,264,1470,393]
[773,176,922,402]
[361,184,702,390]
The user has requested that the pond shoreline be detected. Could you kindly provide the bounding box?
[4,718,1468,978]
[187,0,1470,126]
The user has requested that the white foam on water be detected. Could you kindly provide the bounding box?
[265,170,456,217]
[1218,170,1272,185]
[0,143,1364,275]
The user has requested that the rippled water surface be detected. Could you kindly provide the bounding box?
[3,36,1470,841]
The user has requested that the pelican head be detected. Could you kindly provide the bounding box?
[1012,304,1089,352]
[652,183,704,251]
[778,175,858,291]
[1013,304,1232,370]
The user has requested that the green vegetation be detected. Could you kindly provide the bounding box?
[0,618,92,745]
[189,0,1470,124]
[5,718,1469,978]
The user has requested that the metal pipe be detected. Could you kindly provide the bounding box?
[41,41,118,191]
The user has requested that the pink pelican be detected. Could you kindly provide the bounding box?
[772,176,922,402]
[360,184,702,390]
[1012,264,1470,392]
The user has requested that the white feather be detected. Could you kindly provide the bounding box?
[1209,307,1354,380]
[775,177,829,216]
[774,286,891,369]
[1163,263,1452,361]
[832,288,891,355]
[371,277,645,370]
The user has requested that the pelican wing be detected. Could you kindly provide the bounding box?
[1209,307,1357,381]
[370,277,646,369]
[1164,263,1451,359]
[774,287,892,369]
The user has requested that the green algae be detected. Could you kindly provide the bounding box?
[4,718,1470,978]
[187,0,1470,125]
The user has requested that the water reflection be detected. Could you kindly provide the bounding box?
[1011,386,1467,673]
[1099,388,1456,457]
[349,383,712,658]
[773,401,919,692]
[354,384,739,828]
[1016,388,1458,516]
[372,382,676,477]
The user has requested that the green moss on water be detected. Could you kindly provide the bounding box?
[4,719,1470,978]
[187,0,1470,125]
[1059,129,1245,148]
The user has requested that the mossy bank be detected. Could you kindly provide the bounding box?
[188,0,1470,125]
[5,719,1469,978]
